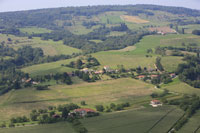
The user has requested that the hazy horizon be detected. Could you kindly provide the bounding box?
[0,0,200,13]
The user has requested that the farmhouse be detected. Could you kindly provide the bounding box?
[74,108,96,116]
[150,100,163,107]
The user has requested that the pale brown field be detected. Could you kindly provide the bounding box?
[121,15,149,24]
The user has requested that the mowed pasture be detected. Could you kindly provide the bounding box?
[121,15,149,24]
[0,34,81,56]
[0,78,156,121]
[81,106,183,133]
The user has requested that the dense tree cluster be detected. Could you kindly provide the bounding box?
[192,30,200,36]
[82,21,99,29]
[0,69,29,95]
[66,56,100,69]
[0,46,44,70]
[155,57,164,71]
[111,23,129,32]
[176,55,200,88]
[33,72,72,85]
[74,70,100,82]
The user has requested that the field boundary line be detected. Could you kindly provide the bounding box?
[145,108,175,133]
[194,125,200,133]
[166,113,185,133]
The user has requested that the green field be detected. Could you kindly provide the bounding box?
[19,27,52,34]
[21,58,77,77]
[93,34,195,72]
[0,122,75,133]
[0,34,81,56]
[0,78,156,122]
[178,110,200,133]
[81,106,183,133]
[161,78,200,96]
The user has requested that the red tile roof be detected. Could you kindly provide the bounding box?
[137,75,145,78]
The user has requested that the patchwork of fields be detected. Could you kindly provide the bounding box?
[22,34,197,76]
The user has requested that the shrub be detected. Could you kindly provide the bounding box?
[0,122,6,128]
[81,101,86,106]
[95,105,104,112]
[9,123,15,128]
